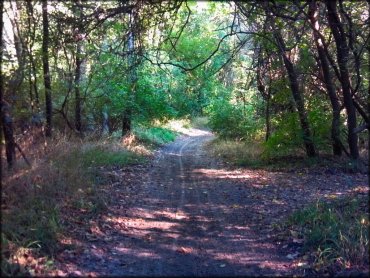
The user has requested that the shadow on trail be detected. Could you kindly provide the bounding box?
[57,130,368,276]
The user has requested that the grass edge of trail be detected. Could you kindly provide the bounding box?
[1,120,183,277]
[206,136,369,275]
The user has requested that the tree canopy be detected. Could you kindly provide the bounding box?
[1,0,369,169]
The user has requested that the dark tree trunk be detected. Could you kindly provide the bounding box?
[122,112,131,136]
[265,88,271,142]
[274,31,316,157]
[1,1,21,170]
[256,61,271,142]
[42,0,52,137]
[0,0,5,174]
[309,0,342,156]
[26,1,39,111]
[367,0,370,178]
[74,1,84,133]
[1,101,16,169]
[75,43,82,132]
[122,13,136,136]
[326,0,359,161]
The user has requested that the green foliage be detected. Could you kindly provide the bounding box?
[263,111,303,158]
[133,125,177,146]
[78,146,144,168]
[263,96,337,159]
[208,98,263,140]
[287,196,369,271]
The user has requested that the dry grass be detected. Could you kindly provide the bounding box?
[1,129,150,276]
[206,138,263,167]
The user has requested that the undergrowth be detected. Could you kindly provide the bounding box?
[133,125,177,146]
[1,122,174,276]
[206,137,363,172]
[206,138,263,167]
[190,116,209,129]
[286,196,369,274]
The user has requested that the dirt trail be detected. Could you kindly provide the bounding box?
[54,128,368,277]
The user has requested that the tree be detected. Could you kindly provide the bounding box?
[308,0,342,156]
[325,0,359,163]
[42,0,52,137]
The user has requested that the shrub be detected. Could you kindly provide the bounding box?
[208,99,262,140]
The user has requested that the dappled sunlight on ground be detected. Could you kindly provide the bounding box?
[48,132,368,276]
[168,123,212,137]
[193,168,254,179]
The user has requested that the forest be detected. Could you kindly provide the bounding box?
[1,0,369,277]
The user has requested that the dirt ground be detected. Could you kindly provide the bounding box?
[50,128,368,277]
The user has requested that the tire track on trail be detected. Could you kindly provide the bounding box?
[119,129,295,277]
[54,128,301,277]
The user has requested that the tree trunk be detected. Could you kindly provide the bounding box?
[75,42,82,132]
[122,13,136,136]
[273,31,316,157]
[1,101,16,169]
[326,0,359,161]
[1,1,22,170]
[256,60,271,142]
[265,87,271,142]
[26,1,39,112]
[42,0,52,137]
[74,1,85,133]
[121,113,131,137]
[1,0,3,176]
[367,0,370,177]
[308,0,342,156]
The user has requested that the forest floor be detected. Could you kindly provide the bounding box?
[45,128,368,277]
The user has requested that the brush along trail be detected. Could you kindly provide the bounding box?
[51,128,368,277]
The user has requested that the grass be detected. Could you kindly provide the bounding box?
[1,132,150,276]
[133,125,177,146]
[1,121,185,276]
[205,138,264,167]
[77,145,144,168]
[205,137,363,173]
[286,195,369,274]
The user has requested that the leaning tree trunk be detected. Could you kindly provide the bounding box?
[42,0,52,137]
[308,0,342,156]
[325,0,359,162]
[273,31,316,157]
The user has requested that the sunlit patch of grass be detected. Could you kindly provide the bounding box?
[206,138,263,167]
[133,125,177,146]
[286,195,369,274]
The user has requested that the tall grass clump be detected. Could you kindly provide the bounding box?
[287,196,369,273]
